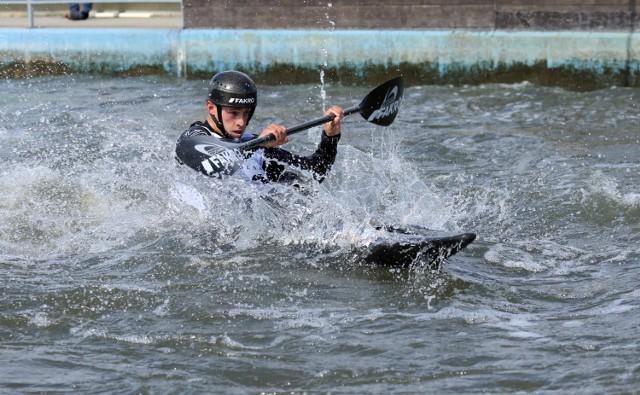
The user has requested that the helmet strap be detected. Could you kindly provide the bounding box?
[209,103,233,139]
[247,107,255,124]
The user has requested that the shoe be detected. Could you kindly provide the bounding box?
[65,11,89,20]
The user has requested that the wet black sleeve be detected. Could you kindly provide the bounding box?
[175,122,244,177]
[262,132,341,183]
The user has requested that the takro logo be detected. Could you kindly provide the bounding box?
[367,85,401,122]
[228,97,255,104]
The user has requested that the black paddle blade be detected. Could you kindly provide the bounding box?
[358,76,404,126]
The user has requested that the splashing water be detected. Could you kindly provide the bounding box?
[0,76,450,261]
[1,75,639,393]
[315,3,336,137]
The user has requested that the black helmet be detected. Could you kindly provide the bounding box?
[207,71,257,137]
[208,70,257,108]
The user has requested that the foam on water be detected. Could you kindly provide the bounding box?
[585,170,640,211]
[1,75,639,393]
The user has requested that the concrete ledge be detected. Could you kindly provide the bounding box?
[1,28,638,88]
[0,12,182,28]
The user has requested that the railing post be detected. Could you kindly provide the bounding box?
[27,0,33,28]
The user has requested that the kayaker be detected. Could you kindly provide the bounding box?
[175,70,344,183]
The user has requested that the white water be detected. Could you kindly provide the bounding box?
[1,75,639,393]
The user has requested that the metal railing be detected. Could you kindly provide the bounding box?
[2,0,183,28]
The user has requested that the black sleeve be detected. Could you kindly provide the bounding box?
[262,132,341,183]
[175,122,244,177]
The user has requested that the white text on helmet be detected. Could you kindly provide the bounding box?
[228,97,256,104]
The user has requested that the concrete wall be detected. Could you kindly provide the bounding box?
[1,1,638,88]
[184,0,639,31]
[2,28,638,89]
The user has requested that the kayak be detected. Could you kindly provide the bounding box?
[363,226,476,268]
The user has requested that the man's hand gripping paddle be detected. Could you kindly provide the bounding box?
[186,76,404,176]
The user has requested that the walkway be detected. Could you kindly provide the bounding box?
[0,12,182,28]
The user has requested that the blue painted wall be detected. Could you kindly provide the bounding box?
[1,28,638,87]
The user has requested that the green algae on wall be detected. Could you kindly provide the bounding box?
[1,29,638,89]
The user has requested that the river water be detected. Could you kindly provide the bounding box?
[0,75,638,393]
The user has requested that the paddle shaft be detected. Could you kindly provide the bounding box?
[233,104,361,151]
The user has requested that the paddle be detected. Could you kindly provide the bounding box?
[235,76,404,151]
[177,76,404,176]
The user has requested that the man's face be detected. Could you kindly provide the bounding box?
[219,106,252,139]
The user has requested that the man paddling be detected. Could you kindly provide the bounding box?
[175,70,344,183]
